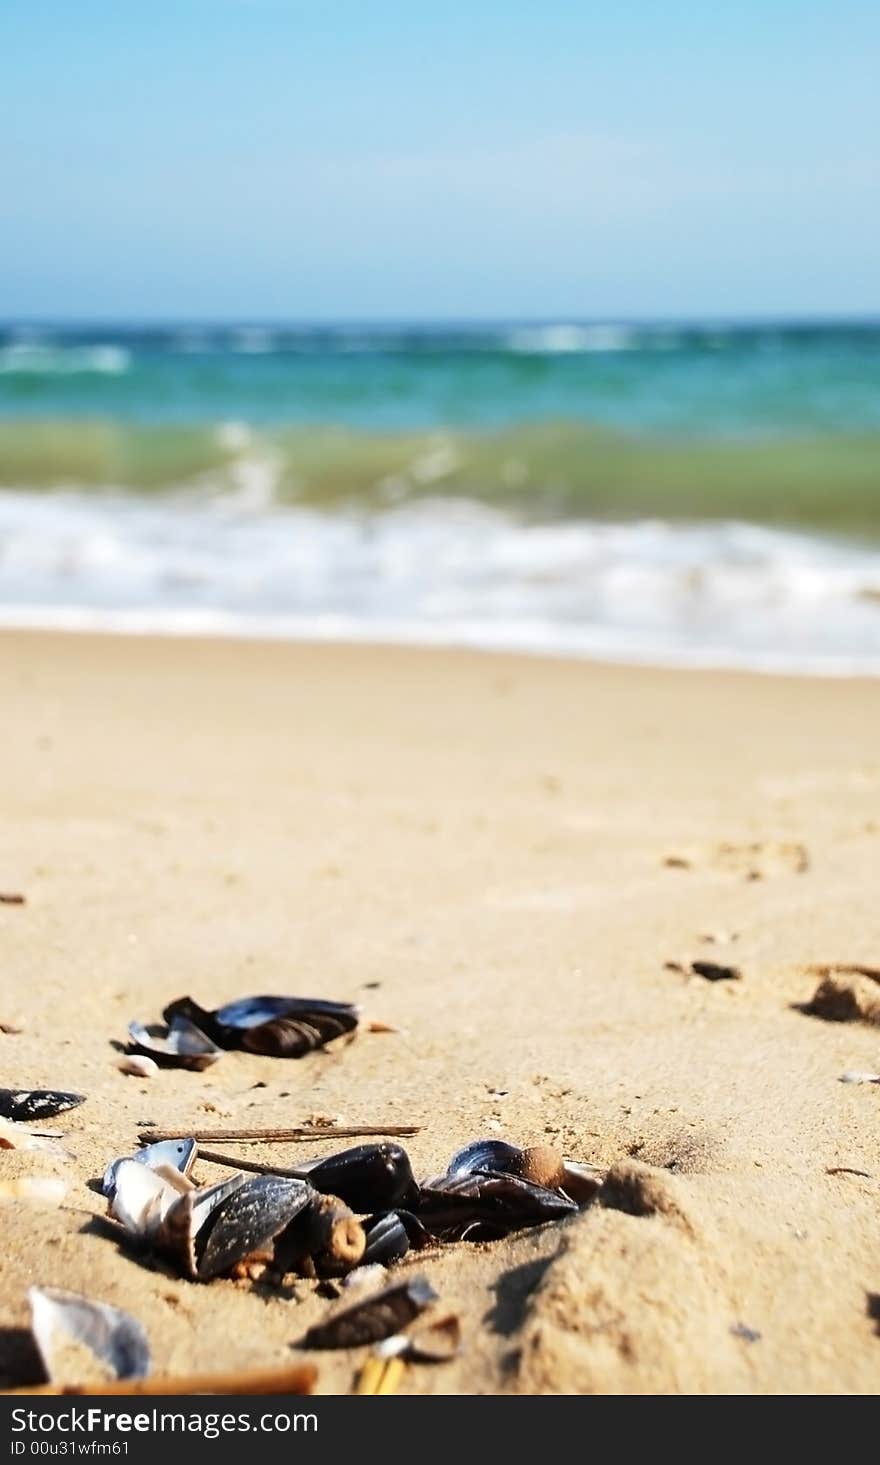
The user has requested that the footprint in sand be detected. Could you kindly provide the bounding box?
[663,840,809,881]
[800,964,880,1026]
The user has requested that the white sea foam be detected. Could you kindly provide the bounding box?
[0,343,130,375]
[1,488,880,674]
[507,324,639,354]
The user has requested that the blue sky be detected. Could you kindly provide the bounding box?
[2,1,878,320]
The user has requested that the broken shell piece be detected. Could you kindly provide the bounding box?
[342,1264,388,1291]
[102,1138,198,1200]
[29,1287,150,1385]
[0,1177,67,1203]
[690,960,741,982]
[839,1070,880,1084]
[0,1119,71,1156]
[300,1277,438,1350]
[116,1054,159,1079]
[109,1158,196,1245]
[393,1313,462,1364]
[128,1017,222,1071]
[0,1089,85,1122]
[162,994,359,1058]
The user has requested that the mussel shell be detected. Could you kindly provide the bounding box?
[163,995,359,1057]
[29,1287,150,1384]
[300,1276,437,1350]
[194,1173,314,1280]
[0,1089,85,1123]
[417,1172,576,1240]
[362,1209,429,1266]
[444,1138,525,1181]
[128,1017,221,1071]
[102,1138,198,1200]
[296,1143,418,1212]
[109,1159,190,1244]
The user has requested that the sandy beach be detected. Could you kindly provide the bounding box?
[1,630,879,1395]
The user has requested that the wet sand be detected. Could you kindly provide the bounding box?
[1,631,879,1395]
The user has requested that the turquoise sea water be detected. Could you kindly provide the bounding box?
[0,321,878,670]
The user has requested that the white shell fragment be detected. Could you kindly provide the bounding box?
[116,1054,159,1078]
[29,1286,150,1385]
[128,1017,222,1071]
[102,1137,198,1200]
[839,1070,880,1084]
[0,1118,71,1157]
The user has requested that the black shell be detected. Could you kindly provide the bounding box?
[445,1138,525,1180]
[194,1173,314,1280]
[361,1209,429,1266]
[297,1143,418,1212]
[163,995,359,1058]
[300,1277,437,1349]
[0,1089,85,1122]
[417,1172,576,1240]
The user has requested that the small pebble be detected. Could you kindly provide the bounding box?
[730,1321,761,1344]
[116,1054,159,1078]
[839,1070,880,1085]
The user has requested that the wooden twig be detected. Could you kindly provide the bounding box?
[2,1362,317,1398]
[139,1124,422,1144]
[198,1148,312,1178]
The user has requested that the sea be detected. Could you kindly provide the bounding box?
[1,320,879,673]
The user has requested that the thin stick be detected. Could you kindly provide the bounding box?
[2,1362,317,1397]
[198,1147,311,1177]
[139,1124,422,1144]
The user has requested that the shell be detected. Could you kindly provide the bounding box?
[362,1209,429,1265]
[417,1171,576,1240]
[29,1286,150,1385]
[444,1137,601,1206]
[162,994,359,1057]
[0,1119,71,1157]
[445,1138,525,1180]
[102,1137,198,1200]
[0,1089,85,1122]
[295,1143,418,1211]
[128,1017,222,1071]
[194,1173,314,1280]
[116,1055,159,1078]
[109,1158,192,1245]
[300,1276,438,1349]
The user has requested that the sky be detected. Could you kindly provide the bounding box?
[2,1,879,321]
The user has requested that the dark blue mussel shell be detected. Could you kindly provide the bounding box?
[0,1089,85,1123]
[296,1143,418,1212]
[162,994,359,1057]
[362,1209,430,1265]
[445,1139,525,1180]
[416,1171,577,1241]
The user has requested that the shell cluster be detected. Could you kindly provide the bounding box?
[100,1134,602,1286]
